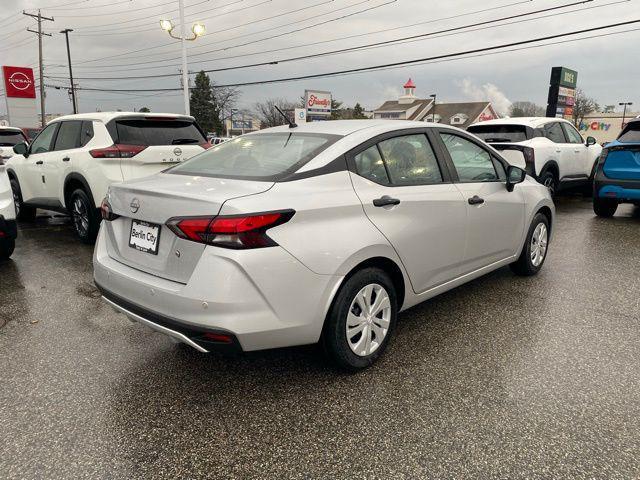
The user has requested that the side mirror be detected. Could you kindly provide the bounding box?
[13,142,28,156]
[586,136,597,146]
[506,165,526,192]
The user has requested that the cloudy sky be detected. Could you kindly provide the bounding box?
[1,0,638,117]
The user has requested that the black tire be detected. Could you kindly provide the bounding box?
[510,212,550,276]
[0,238,15,260]
[9,178,36,222]
[539,170,558,196]
[69,188,100,244]
[322,268,397,371]
[593,197,618,218]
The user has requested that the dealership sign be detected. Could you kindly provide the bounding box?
[2,66,36,99]
[304,90,332,117]
[2,65,38,127]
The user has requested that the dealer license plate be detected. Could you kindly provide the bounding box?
[129,220,161,255]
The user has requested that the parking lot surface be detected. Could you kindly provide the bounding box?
[1,197,638,479]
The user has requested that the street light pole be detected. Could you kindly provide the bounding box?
[60,28,77,114]
[619,102,633,127]
[430,94,437,122]
[178,0,189,116]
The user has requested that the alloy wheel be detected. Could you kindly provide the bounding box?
[72,197,89,237]
[12,189,20,218]
[346,283,391,357]
[530,222,548,267]
[543,176,555,195]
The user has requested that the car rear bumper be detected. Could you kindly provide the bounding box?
[0,216,17,240]
[93,226,343,352]
[595,177,640,201]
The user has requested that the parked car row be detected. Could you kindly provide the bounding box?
[3,112,636,369]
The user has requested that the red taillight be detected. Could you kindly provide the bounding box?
[202,332,233,343]
[166,210,294,249]
[100,197,120,221]
[90,144,147,158]
[200,142,213,149]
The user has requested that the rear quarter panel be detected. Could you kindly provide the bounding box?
[0,167,16,221]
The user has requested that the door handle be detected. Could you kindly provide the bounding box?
[62,156,70,162]
[573,149,581,153]
[35,160,43,165]
[373,195,400,207]
[468,195,485,205]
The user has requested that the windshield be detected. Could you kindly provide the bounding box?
[169,132,340,181]
[0,130,26,146]
[115,119,206,146]
[467,124,529,143]
[618,122,640,143]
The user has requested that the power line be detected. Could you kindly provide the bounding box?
[46,0,601,80]
[45,19,640,92]
[44,0,533,69]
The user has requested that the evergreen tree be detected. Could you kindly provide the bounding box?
[352,103,367,119]
[190,71,222,134]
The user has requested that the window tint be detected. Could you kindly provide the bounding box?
[467,124,529,143]
[562,123,584,144]
[80,121,94,147]
[544,122,566,143]
[54,121,82,151]
[0,130,27,146]
[30,123,58,154]
[170,133,338,180]
[115,119,205,146]
[492,156,507,180]
[354,145,389,184]
[377,134,442,185]
[618,122,640,142]
[440,133,498,182]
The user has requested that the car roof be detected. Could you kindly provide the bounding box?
[255,119,466,137]
[0,126,23,132]
[48,112,195,124]
[469,117,571,128]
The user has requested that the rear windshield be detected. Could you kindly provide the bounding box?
[0,130,26,146]
[618,122,640,143]
[169,133,340,181]
[115,119,206,146]
[467,124,529,143]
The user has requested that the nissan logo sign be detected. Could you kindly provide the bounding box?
[130,198,140,213]
[173,147,182,156]
[8,72,32,91]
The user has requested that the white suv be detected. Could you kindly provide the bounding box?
[468,117,602,194]
[0,164,17,259]
[6,112,209,243]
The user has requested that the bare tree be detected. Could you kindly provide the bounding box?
[572,89,599,127]
[509,101,545,117]
[253,98,298,128]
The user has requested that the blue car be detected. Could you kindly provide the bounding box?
[593,118,640,217]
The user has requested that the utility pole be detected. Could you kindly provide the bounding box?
[619,102,633,127]
[60,28,77,114]
[24,9,54,127]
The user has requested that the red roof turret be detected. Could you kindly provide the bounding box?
[403,78,416,89]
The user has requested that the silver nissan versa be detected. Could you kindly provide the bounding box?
[94,120,554,370]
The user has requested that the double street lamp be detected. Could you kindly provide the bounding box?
[159,0,205,116]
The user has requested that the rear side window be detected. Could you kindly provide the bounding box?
[80,121,94,147]
[618,122,640,142]
[354,145,390,184]
[115,119,206,146]
[54,121,82,151]
[467,124,528,143]
[0,130,27,146]
[169,133,339,181]
[378,134,442,185]
[440,133,498,182]
[543,122,566,143]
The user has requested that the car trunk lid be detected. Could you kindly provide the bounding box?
[603,146,640,180]
[103,173,273,283]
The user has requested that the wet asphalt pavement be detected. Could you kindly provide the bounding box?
[1,196,639,479]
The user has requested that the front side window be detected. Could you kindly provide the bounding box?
[439,133,498,182]
[169,133,339,181]
[29,123,58,154]
[544,122,567,143]
[377,134,442,185]
[54,121,82,151]
[562,123,584,144]
[354,145,389,184]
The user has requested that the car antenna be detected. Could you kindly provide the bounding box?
[274,105,297,129]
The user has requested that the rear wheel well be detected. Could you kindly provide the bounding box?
[342,257,406,310]
[540,163,558,179]
[64,177,92,210]
[6,170,17,183]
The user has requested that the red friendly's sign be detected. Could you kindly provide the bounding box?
[2,66,36,99]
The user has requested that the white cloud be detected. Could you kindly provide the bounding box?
[458,78,512,116]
